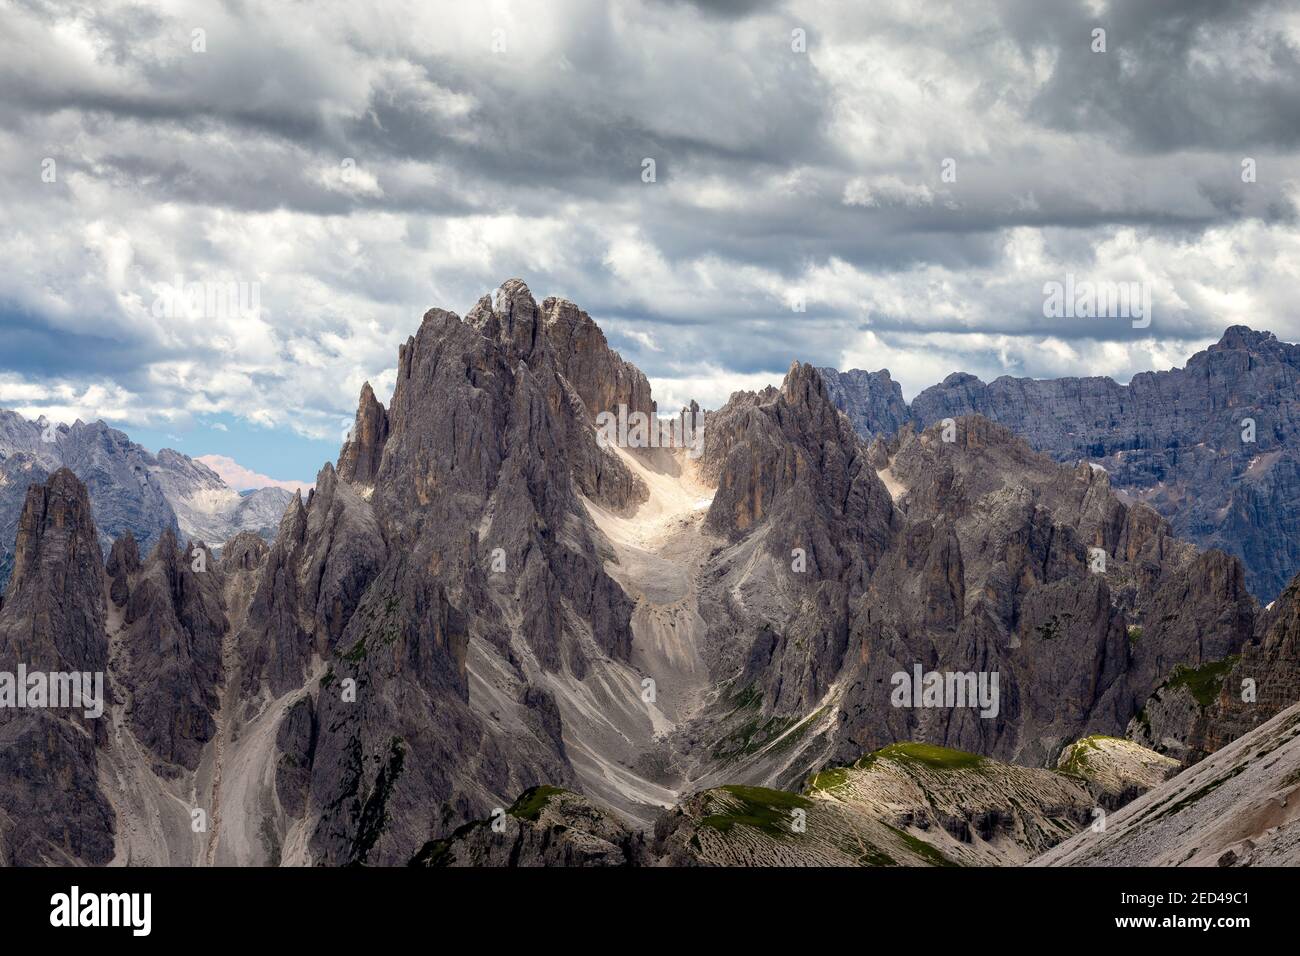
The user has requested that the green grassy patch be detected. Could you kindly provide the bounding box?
[808,767,850,792]
[1164,655,1240,708]
[767,707,827,756]
[507,785,568,822]
[873,742,987,771]
[699,785,813,837]
[831,834,897,866]
[727,684,762,711]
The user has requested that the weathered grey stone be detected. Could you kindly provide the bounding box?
[412,787,647,867]
[118,531,227,772]
[823,327,1300,603]
[336,382,388,485]
[0,469,115,865]
[817,367,909,440]
[106,530,140,607]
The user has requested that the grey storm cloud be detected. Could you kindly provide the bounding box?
[649,0,786,19]
[1,0,1298,433]
[1002,0,1300,152]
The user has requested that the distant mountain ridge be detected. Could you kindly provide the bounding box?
[821,326,1300,602]
[0,409,293,586]
[814,367,909,441]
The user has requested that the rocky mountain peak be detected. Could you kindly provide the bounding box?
[0,406,300,592]
[220,529,270,571]
[1211,325,1279,352]
[2,468,106,670]
[0,468,114,865]
[538,295,654,421]
[118,527,227,771]
[465,277,543,361]
[5,281,1299,872]
[337,384,389,487]
[7,468,98,600]
[813,328,1300,602]
[106,530,141,605]
[779,360,824,405]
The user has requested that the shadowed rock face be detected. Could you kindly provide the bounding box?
[411,786,648,867]
[237,465,386,700]
[696,362,898,717]
[828,416,1256,768]
[106,531,140,607]
[1,470,108,697]
[682,397,1257,782]
[1212,579,1300,746]
[705,362,896,570]
[116,532,227,772]
[0,469,115,865]
[824,327,1300,603]
[220,530,269,573]
[1132,572,1300,763]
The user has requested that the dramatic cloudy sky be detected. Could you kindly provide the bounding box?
[2,0,1298,483]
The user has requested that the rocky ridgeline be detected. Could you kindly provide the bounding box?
[422,739,1177,867]
[1130,571,1300,764]
[679,387,1256,784]
[0,410,293,588]
[0,281,1297,867]
[817,367,909,441]
[824,327,1300,604]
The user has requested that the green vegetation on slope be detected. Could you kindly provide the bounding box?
[869,742,987,770]
[807,767,850,792]
[699,785,813,837]
[508,785,568,822]
[1164,655,1240,708]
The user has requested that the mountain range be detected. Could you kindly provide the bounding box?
[0,411,294,588]
[821,326,1300,604]
[0,280,1296,867]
